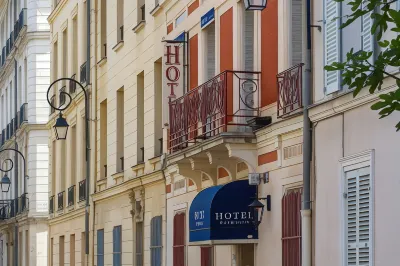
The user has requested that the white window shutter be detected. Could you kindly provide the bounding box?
[361,3,374,64]
[324,0,341,94]
[291,0,303,66]
[244,10,254,71]
[345,167,371,266]
[206,24,216,80]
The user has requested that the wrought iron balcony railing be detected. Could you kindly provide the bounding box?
[1,47,5,65]
[168,70,261,152]
[6,123,10,140]
[20,103,28,125]
[57,191,64,211]
[10,31,14,49]
[277,63,304,117]
[1,129,5,145]
[79,179,86,202]
[49,195,54,214]
[6,39,9,56]
[17,193,28,214]
[10,119,15,136]
[69,74,77,93]
[18,9,27,32]
[80,61,87,84]
[68,185,75,207]
[60,86,66,106]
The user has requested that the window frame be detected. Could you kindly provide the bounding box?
[97,229,104,266]
[339,149,375,266]
[113,225,122,266]
[150,216,163,266]
[173,211,186,266]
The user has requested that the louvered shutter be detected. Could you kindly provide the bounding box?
[291,0,303,66]
[244,10,254,71]
[207,24,215,80]
[113,226,122,266]
[324,0,341,94]
[345,167,371,266]
[97,230,104,266]
[151,216,162,266]
[361,2,374,64]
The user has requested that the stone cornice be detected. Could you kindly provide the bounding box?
[308,81,397,123]
[48,206,85,225]
[92,171,165,203]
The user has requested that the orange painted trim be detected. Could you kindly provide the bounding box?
[189,34,198,90]
[258,150,278,166]
[189,179,194,186]
[218,168,229,179]
[166,184,172,193]
[188,0,199,15]
[167,23,173,34]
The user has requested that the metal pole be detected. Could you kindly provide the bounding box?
[13,59,18,266]
[302,0,312,265]
[85,0,91,260]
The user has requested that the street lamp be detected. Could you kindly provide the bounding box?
[244,0,267,11]
[54,113,69,140]
[0,174,11,193]
[47,77,90,256]
[248,195,271,229]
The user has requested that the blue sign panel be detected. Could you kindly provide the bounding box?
[201,8,215,29]
[175,32,185,42]
[189,180,258,243]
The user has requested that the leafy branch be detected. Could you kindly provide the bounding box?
[325,0,400,131]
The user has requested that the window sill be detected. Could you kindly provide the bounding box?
[133,21,146,33]
[97,56,107,67]
[97,177,107,191]
[150,4,161,16]
[67,204,75,212]
[131,162,146,178]
[112,172,124,185]
[112,40,124,52]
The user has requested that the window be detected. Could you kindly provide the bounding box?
[83,2,87,59]
[173,212,186,266]
[117,0,124,42]
[113,226,122,266]
[52,140,56,196]
[116,89,124,172]
[72,16,78,75]
[290,0,303,66]
[62,28,68,83]
[100,0,107,58]
[344,166,372,265]
[324,0,373,94]
[70,125,77,187]
[137,71,144,163]
[150,216,162,266]
[100,100,108,178]
[97,230,104,266]
[175,11,187,27]
[53,40,58,87]
[205,23,215,80]
[50,238,54,266]
[243,5,254,71]
[136,221,144,266]
[201,247,213,266]
[282,189,302,266]
[59,236,65,266]
[154,59,163,156]
[70,234,75,266]
[138,0,145,22]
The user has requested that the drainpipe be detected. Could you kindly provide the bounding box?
[85,0,91,264]
[302,0,312,266]
[13,59,18,266]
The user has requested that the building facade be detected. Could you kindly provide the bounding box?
[0,0,51,265]
[47,0,94,265]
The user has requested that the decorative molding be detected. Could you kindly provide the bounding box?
[112,40,124,52]
[133,21,146,33]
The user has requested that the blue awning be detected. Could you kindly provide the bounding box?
[189,180,258,244]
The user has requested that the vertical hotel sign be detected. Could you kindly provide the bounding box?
[162,32,186,124]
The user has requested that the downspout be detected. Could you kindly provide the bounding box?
[160,154,168,266]
[90,0,98,265]
[13,59,18,266]
[85,0,91,264]
[302,0,312,265]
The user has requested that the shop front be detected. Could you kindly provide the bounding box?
[189,180,258,266]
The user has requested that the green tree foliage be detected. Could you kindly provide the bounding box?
[325,0,400,131]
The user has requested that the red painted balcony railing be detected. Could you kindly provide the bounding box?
[169,70,261,152]
[277,63,304,117]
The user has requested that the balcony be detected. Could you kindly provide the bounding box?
[57,191,64,211]
[6,39,9,56]
[277,64,304,117]
[1,47,5,65]
[6,123,10,140]
[68,185,75,207]
[18,9,27,33]
[49,195,54,214]
[10,31,14,49]
[10,119,15,136]
[1,129,5,145]
[80,61,87,84]
[60,86,66,106]
[168,70,261,152]
[17,193,28,214]
[78,179,86,202]
[69,74,77,93]
[19,103,28,125]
